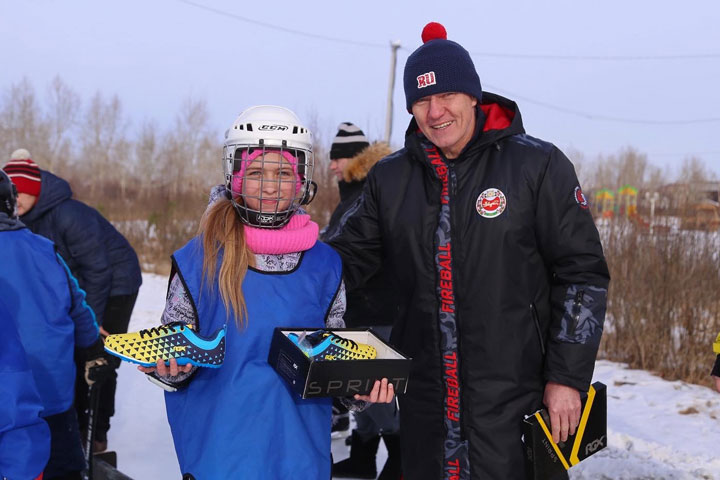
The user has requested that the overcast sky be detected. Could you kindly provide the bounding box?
[3,0,720,177]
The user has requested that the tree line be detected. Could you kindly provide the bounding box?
[2,77,718,389]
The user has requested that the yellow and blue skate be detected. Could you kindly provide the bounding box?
[288,330,377,361]
[104,322,225,368]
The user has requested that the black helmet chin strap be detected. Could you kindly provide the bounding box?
[300,181,318,206]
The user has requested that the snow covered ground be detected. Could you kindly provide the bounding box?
[109,273,720,479]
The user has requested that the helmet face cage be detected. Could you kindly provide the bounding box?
[223,143,314,228]
[0,171,18,218]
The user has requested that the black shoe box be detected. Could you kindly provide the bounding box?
[268,327,412,399]
[522,381,607,480]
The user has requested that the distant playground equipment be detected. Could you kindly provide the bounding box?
[617,185,638,217]
[593,183,720,232]
[594,189,616,218]
[593,185,639,219]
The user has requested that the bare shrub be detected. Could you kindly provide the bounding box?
[600,221,720,387]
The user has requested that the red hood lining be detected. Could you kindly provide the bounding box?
[480,103,514,132]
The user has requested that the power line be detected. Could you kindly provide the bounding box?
[175,0,387,49]
[485,83,720,125]
[396,46,720,61]
[467,51,720,61]
[177,1,719,61]
[174,1,718,125]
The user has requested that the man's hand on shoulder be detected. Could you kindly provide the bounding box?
[543,381,581,443]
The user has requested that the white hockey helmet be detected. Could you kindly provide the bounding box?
[223,105,316,228]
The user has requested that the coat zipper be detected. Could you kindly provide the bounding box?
[530,303,546,356]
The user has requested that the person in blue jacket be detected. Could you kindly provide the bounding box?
[135,106,394,480]
[3,149,142,452]
[0,298,50,480]
[0,169,106,480]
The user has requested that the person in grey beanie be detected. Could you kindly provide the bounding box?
[322,123,401,479]
[329,22,609,480]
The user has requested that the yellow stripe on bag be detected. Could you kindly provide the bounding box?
[713,332,720,354]
[535,411,570,470]
[570,385,596,465]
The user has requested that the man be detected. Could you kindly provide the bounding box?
[321,123,401,479]
[329,23,610,479]
[0,298,50,480]
[3,149,143,452]
[0,169,106,479]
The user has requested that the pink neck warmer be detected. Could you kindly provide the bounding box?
[243,213,318,255]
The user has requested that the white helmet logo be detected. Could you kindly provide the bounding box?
[259,124,288,131]
[476,188,507,218]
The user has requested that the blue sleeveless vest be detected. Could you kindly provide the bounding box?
[167,237,341,479]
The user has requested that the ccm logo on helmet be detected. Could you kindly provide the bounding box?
[417,71,436,88]
[259,124,288,131]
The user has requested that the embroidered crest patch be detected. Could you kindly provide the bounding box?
[574,186,589,209]
[476,188,507,218]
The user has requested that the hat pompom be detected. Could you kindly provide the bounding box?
[421,22,447,43]
[10,148,31,161]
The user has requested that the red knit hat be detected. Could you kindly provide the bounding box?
[3,150,42,196]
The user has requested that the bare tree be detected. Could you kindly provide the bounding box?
[0,78,51,165]
[162,97,216,196]
[79,92,129,197]
[678,156,716,183]
[134,120,163,199]
[45,76,80,173]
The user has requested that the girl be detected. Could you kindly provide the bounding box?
[136,106,393,479]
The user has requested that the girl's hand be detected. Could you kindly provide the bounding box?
[137,358,193,377]
[354,378,395,403]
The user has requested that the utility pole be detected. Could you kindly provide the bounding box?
[384,40,402,145]
[645,191,659,235]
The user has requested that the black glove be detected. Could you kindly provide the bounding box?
[82,338,115,386]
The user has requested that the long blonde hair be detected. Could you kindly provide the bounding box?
[199,198,254,329]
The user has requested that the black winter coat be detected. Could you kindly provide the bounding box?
[322,143,397,328]
[329,93,610,480]
[20,171,142,324]
[320,143,398,328]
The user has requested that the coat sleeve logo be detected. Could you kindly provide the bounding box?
[574,186,589,209]
[476,188,507,218]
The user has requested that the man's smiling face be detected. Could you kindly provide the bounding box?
[411,92,477,159]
